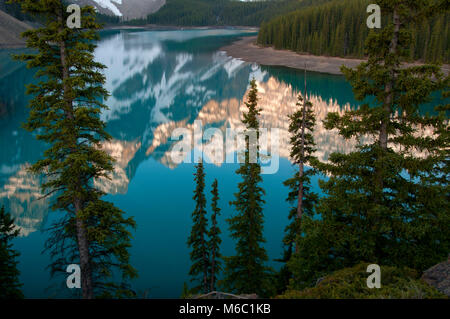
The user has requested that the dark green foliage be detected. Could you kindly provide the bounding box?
[0,206,23,299]
[288,95,317,167]
[180,282,192,299]
[278,92,318,291]
[146,0,333,27]
[223,79,272,297]
[208,179,221,292]
[12,0,137,298]
[258,0,450,63]
[288,0,450,290]
[45,201,138,298]
[188,161,210,294]
[278,263,447,299]
[1,0,31,21]
[94,12,120,25]
[2,0,124,25]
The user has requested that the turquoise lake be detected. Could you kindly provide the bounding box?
[0,29,443,298]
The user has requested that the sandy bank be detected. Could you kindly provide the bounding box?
[221,36,450,76]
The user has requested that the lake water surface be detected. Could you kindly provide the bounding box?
[0,29,437,298]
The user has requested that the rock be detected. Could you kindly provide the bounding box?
[194,291,259,299]
[315,277,325,286]
[421,256,450,296]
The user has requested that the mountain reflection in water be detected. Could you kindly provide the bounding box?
[0,29,441,298]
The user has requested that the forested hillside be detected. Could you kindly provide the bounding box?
[257,0,449,63]
[0,0,121,24]
[0,0,335,27]
[144,0,333,26]
[0,0,30,21]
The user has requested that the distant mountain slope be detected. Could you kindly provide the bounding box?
[145,0,333,26]
[0,9,31,48]
[72,0,165,20]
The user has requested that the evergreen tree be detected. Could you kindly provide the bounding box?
[278,73,318,292]
[12,0,137,298]
[283,73,317,256]
[223,79,271,297]
[180,282,191,299]
[288,0,449,289]
[208,179,221,292]
[188,161,209,294]
[0,206,23,299]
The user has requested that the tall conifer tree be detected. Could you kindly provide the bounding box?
[12,0,137,298]
[283,71,317,257]
[0,206,23,299]
[277,72,318,292]
[188,161,209,294]
[208,179,221,292]
[223,79,271,296]
[288,0,449,288]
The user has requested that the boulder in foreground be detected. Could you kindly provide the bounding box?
[422,256,450,297]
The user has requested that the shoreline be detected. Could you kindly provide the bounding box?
[0,24,259,48]
[220,36,450,76]
[103,24,259,32]
[3,27,448,77]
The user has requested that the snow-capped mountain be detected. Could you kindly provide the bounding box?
[72,0,165,20]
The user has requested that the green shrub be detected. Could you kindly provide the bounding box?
[277,263,446,299]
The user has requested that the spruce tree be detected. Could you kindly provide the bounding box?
[283,72,317,257]
[288,0,449,289]
[278,74,318,292]
[188,161,209,294]
[223,79,271,297]
[12,0,137,298]
[208,179,221,292]
[0,206,24,299]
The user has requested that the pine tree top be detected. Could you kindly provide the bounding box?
[243,79,261,131]
[0,206,20,246]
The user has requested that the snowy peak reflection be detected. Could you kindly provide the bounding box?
[93,31,363,192]
[96,30,255,125]
[0,164,49,236]
[145,77,360,169]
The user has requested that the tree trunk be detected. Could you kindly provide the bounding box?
[376,9,400,198]
[296,161,304,255]
[210,251,215,292]
[296,116,305,254]
[75,200,94,299]
[210,217,216,292]
[202,235,208,294]
[380,9,400,151]
[57,6,94,299]
[296,69,307,254]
